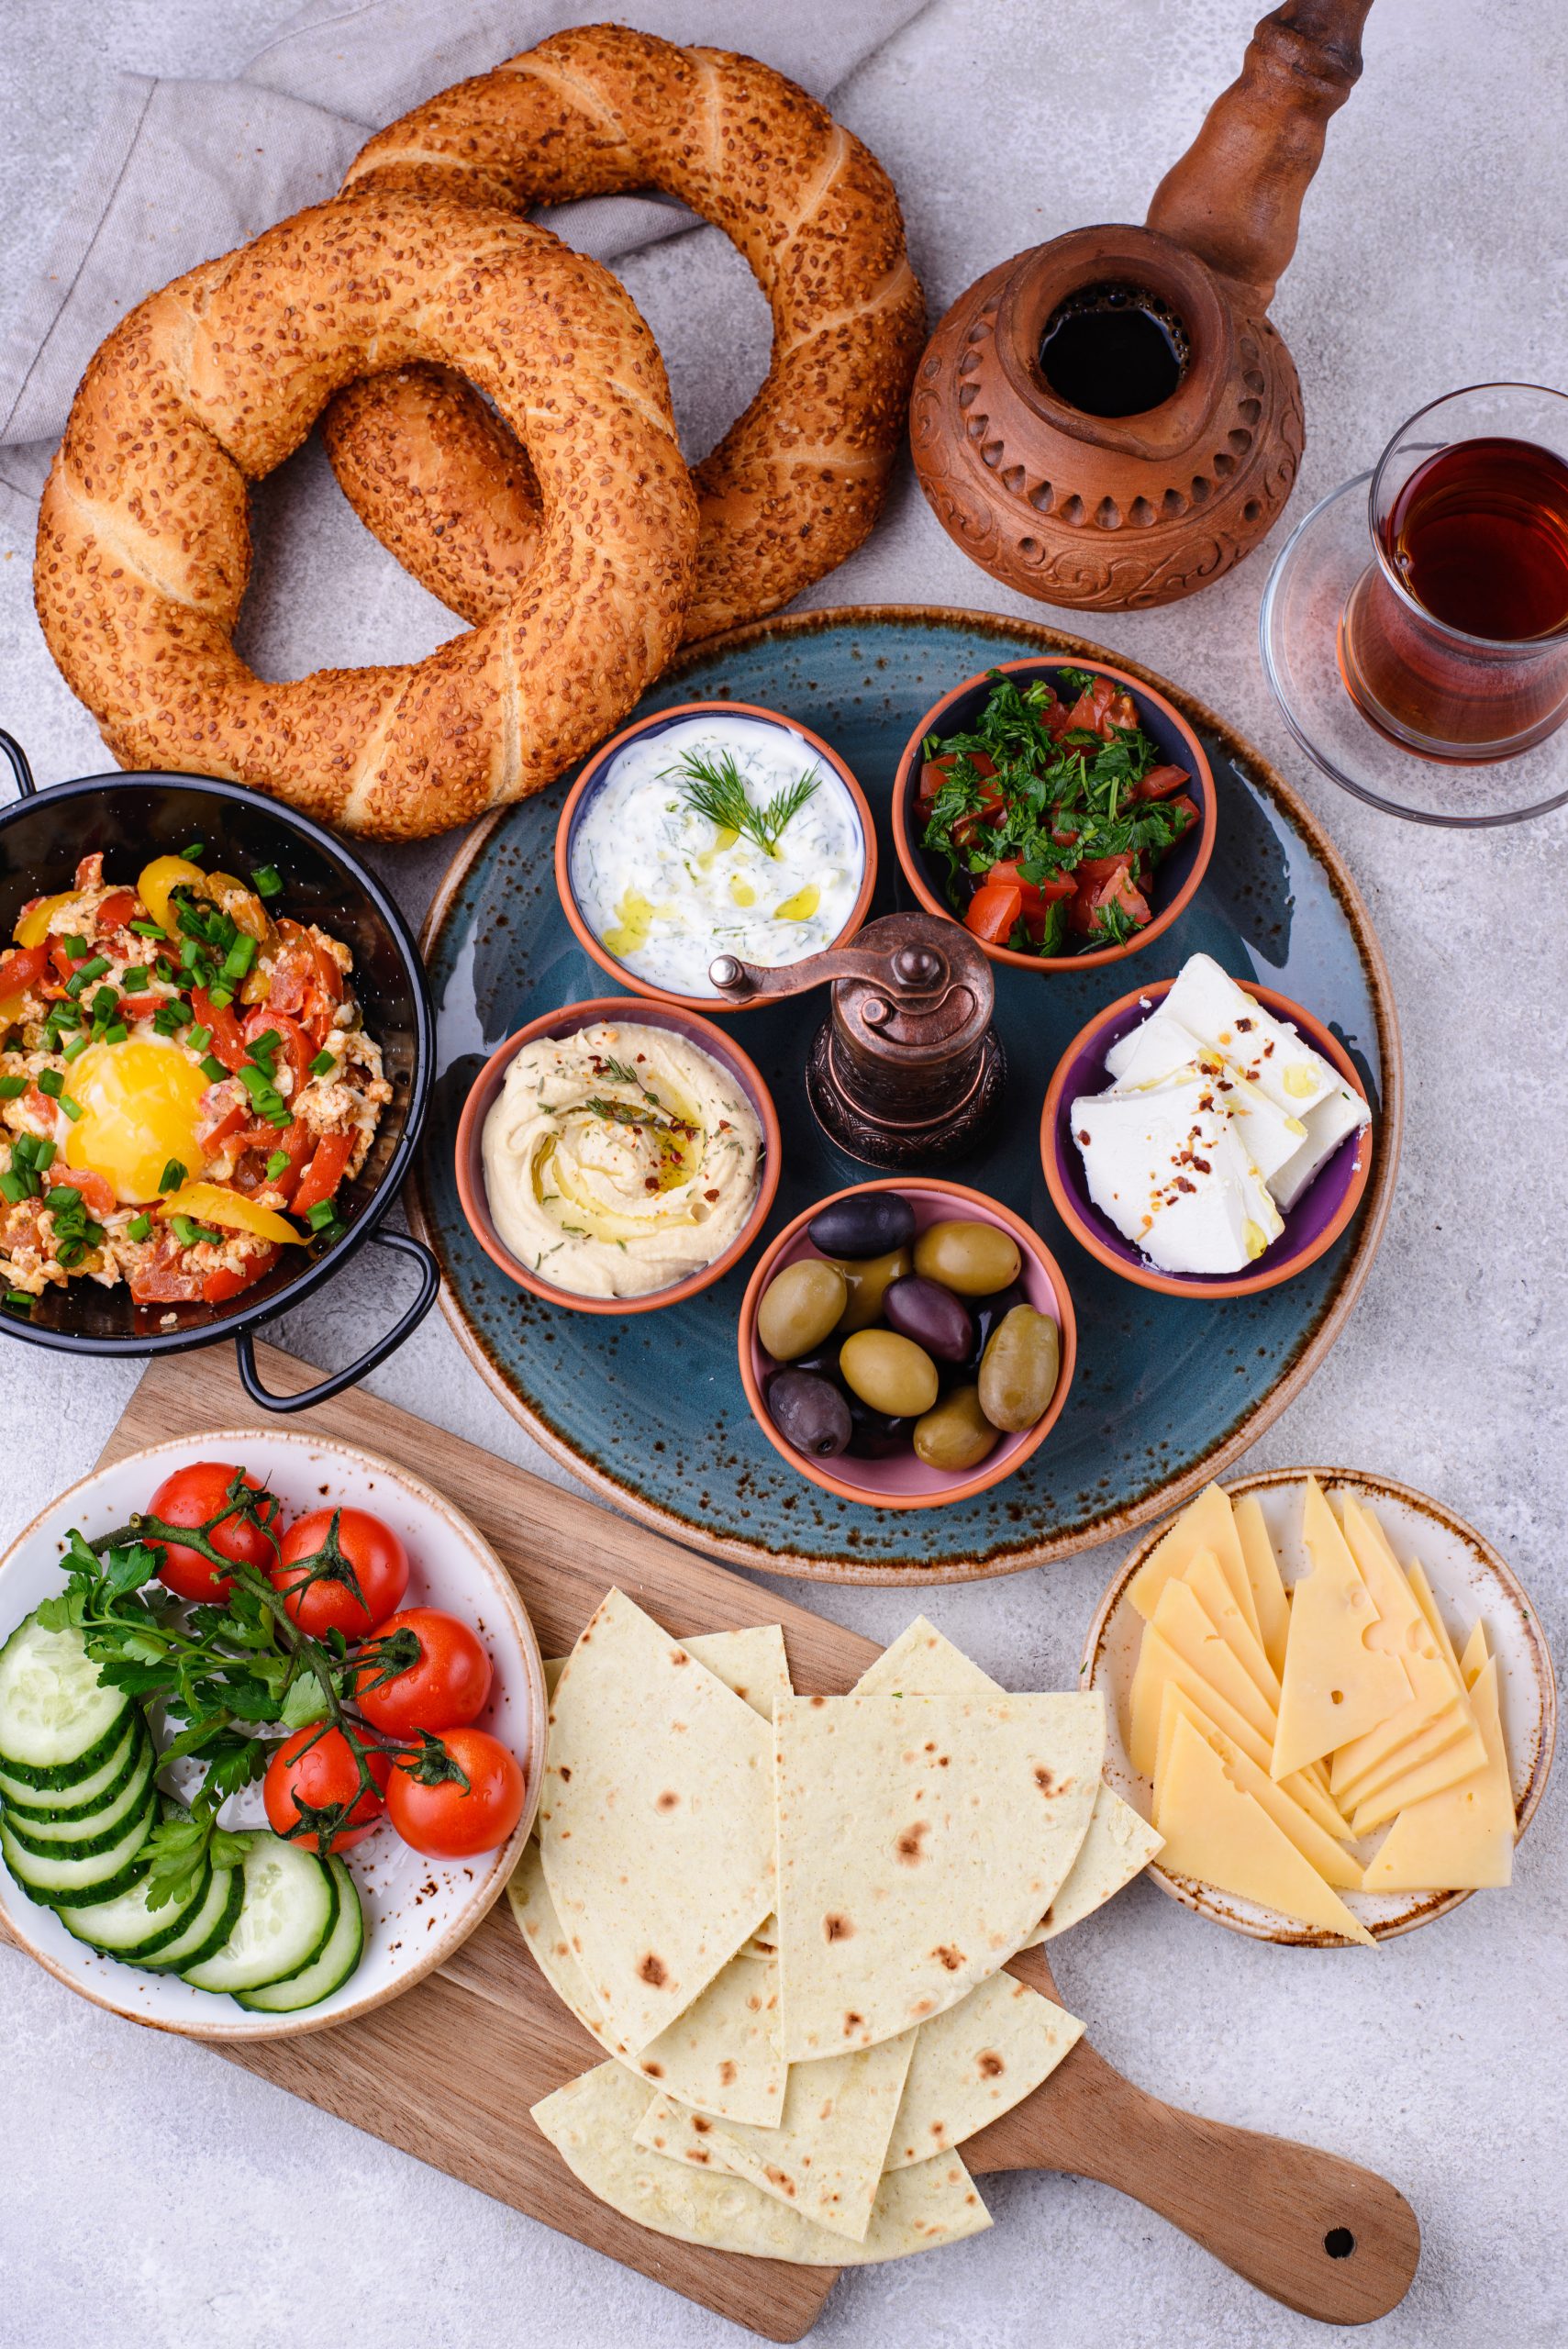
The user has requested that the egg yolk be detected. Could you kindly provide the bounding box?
[64,1038,211,1206]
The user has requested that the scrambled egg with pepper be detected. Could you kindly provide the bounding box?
[0,852,390,1313]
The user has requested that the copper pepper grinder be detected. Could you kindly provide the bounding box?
[709,911,1004,1169]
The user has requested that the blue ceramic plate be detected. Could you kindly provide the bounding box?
[412,608,1401,1585]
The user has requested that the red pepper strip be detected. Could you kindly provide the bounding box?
[203,1244,280,1306]
[50,1166,117,1219]
[191,988,248,1072]
[964,882,1023,944]
[292,1130,354,1218]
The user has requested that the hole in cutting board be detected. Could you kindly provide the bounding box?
[1324,2227,1356,2259]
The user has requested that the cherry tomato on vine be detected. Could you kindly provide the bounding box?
[350,1608,493,1737]
[263,1724,392,1854]
[145,1461,282,1602]
[384,1726,526,1859]
[270,1506,408,1638]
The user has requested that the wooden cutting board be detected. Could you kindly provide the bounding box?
[0,1343,1419,2338]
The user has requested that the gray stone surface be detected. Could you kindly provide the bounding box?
[0,2,1564,2343]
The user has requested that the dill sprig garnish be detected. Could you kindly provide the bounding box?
[665,747,819,859]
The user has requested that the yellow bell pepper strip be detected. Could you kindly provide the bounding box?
[157,1183,301,1249]
[12,893,74,951]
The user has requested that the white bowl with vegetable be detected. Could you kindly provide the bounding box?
[0,1431,544,2038]
[556,700,877,1010]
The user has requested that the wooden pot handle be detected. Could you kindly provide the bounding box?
[1146,0,1374,308]
[975,2034,1419,2324]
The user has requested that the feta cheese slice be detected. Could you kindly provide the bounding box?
[1162,952,1339,1116]
[1070,1076,1283,1275]
[1267,1083,1371,1211]
[1103,1008,1203,1088]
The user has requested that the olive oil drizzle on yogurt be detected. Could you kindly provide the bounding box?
[571,716,863,998]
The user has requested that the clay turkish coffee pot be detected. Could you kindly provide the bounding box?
[910,0,1373,610]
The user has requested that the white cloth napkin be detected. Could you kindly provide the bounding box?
[0,0,928,536]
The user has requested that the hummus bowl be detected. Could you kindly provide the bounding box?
[455,997,781,1314]
[738,1178,1076,1508]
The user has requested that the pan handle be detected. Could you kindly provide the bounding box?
[234,1227,440,1414]
[0,730,38,800]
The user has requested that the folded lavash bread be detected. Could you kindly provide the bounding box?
[636,2030,916,2243]
[859,1618,1162,1942]
[509,1840,786,2126]
[543,1624,786,1964]
[774,1687,1103,2061]
[884,1970,1084,2167]
[532,2062,993,2266]
[539,1591,776,2054]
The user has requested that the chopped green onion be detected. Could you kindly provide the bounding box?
[250,864,283,899]
[182,842,206,863]
[55,1238,86,1269]
[4,1288,33,1313]
[34,1140,55,1171]
[236,1063,270,1102]
[152,1001,188,1037]
[158,1160,186,1193]
[90,985,117,1019]
[246,1028,280,1071]
[62,1036,89,1063]
[308,1048,334,1077]
[200,1054,228,1085]
[126,1212,151,1242]
[101,1022,128,1047]
[305,1200,338,1232]
[129,918,166,940]
[0,1075,26,1100]
[221,935,256,981]
[186,1024,212,1052]
[122,966,149,992]
[59,1096,83,1123]
[264,1149,291,1182]
[170,1213,222,1248]
[64,954,109,996]
[207,985,234,1009]
[35,1068,63,1099]
[0,1171,28,1205]
[63,933,88,960]
[83,1219,106,1248]
[154,956,177,985]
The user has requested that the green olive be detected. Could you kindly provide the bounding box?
[912,1219,1022,1297]
[913,1384,1000,1473]
[839,1328,940,1418]
[830,1246,914,1333]
[758,1259,848,1361]
[977,1306,1060,1431]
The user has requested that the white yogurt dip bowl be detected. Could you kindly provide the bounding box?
[556,700,876,1010]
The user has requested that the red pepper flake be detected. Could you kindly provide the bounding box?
[703,1188,720,1203]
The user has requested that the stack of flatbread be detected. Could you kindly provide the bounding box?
[521,1594,1162,2266]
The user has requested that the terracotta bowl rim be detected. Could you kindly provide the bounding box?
[737,1175,1077,1508]
[1040,974,1374,1299]
[454,995,782,1315]
[890,653,1218,973]
[554,697,879,1012]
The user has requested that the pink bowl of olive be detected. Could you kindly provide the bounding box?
[737,1178,1077,1509]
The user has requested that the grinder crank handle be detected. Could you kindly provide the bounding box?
[970,2029,1418,2324]
[709,938,952,1006]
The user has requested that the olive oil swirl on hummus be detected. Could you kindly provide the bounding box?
[482,1020,762,1298]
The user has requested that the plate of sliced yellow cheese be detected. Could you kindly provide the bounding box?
[1084,1469,1557,1944]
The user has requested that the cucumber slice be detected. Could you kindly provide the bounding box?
[139,1862,245,1975]
[2,1736,157,1854]
[182,1833,338,1996]
[56,1858,210,1960]
[0,1785,155,1906]
[235,1859,364,2013]
[0,1613,131,1786]
[0,1713,146,1817]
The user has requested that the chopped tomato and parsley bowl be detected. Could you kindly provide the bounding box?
[914,668,1203,959]
[0,1464,526,2012]
[0,849,390,1317]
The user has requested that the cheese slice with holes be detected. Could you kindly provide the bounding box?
[1128,1622,1351,1840]
[1182,1546,1281,1709]
[1149,1575,1277,1744]
[1406,1562,1465,1681]
[1234,1495,1291,1678]
[1328,1496,1483,1799]
[1270,1480,1411,1779]
[1360,1656,1514,1892]
[1155,1686,1362,1890]
[1154,1712,1375,1943]
[1460,1620,1489,1689]
[1127,1485,1261,1645]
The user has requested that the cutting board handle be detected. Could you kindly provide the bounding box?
[997,2038,1419,2324]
